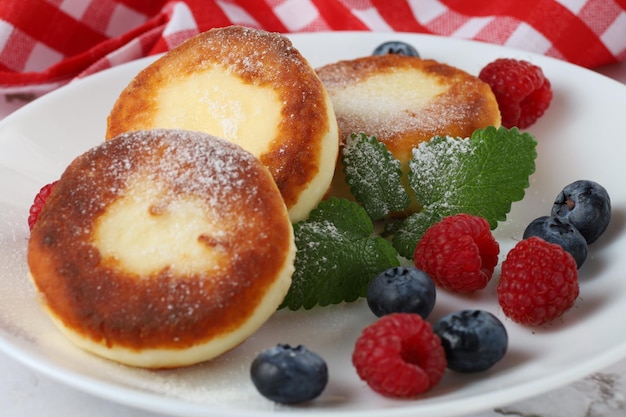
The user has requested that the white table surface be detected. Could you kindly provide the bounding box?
[2,61,626,417]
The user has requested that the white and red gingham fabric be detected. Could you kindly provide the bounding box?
[0,0,625,118]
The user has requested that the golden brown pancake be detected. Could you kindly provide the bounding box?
[27,129,295,368]
[316,54,501,213]
[106,26,339,223]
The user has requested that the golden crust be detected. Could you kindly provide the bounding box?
[106,26,338,222]
[27,129,295,368]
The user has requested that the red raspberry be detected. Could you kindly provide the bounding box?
[478,58,552,129]
[497,237,579,326]
[413,214,500,293]
[352,313,446,398]
[27,181,57,231]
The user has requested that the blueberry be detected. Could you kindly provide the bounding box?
[551,180,611,244]
[523,215,588,268]
[250,344,328,404]
[433,310,508,373]
[366,266,436,318]
[372,41,420,57]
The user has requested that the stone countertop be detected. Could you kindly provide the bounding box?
[2,61,626,417]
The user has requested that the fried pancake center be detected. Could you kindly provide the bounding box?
[93,176,228,276]
[331,69,447,121]
[152,69,283,156]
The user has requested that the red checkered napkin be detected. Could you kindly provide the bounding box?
[0,0,624,118]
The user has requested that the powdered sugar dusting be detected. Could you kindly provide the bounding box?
[412,135,474,166]
[342,134,395,186]
[189,25,311,85]
[336,86,482,144]
[317,57,496,149]
[102,129,262,211]
[410,136,474,204]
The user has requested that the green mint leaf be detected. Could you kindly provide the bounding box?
[409,126,537,226]
[392,210,443,259]
[342,133,410,221]
[393,126,537,257]
[280,197,400,310]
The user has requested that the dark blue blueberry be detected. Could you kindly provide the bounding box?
[551,180,611,244]
[523,215,588,268]
[366,266,436,318]
[433,310,508,373]
[372,41,420,57]
[250,344,328,404]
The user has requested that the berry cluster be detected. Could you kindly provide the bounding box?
[352,309,508,397]
[252,263,509,402]
[499,180,610,325]
[353,261,509,397]
[521,180,610,269]
[410,180,610,328]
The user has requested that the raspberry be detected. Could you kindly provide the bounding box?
[497,237,579,326]
[413,214,500,293]
[27,181,57,231]
[352,313,446,398]
[478,58,552,129]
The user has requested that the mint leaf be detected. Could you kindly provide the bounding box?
[342,133,409,220]
[392,210,443,259]
[393,126,537,257]
[409,126,536,225]
[280,197,400,310]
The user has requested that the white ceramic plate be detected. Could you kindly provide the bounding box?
[1,32,625,417]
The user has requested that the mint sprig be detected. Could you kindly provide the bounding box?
[393,126,537,257]
[342,133,410,220]
[286,126,537,308]
[280,197,400,310]
[410,126,536,226]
